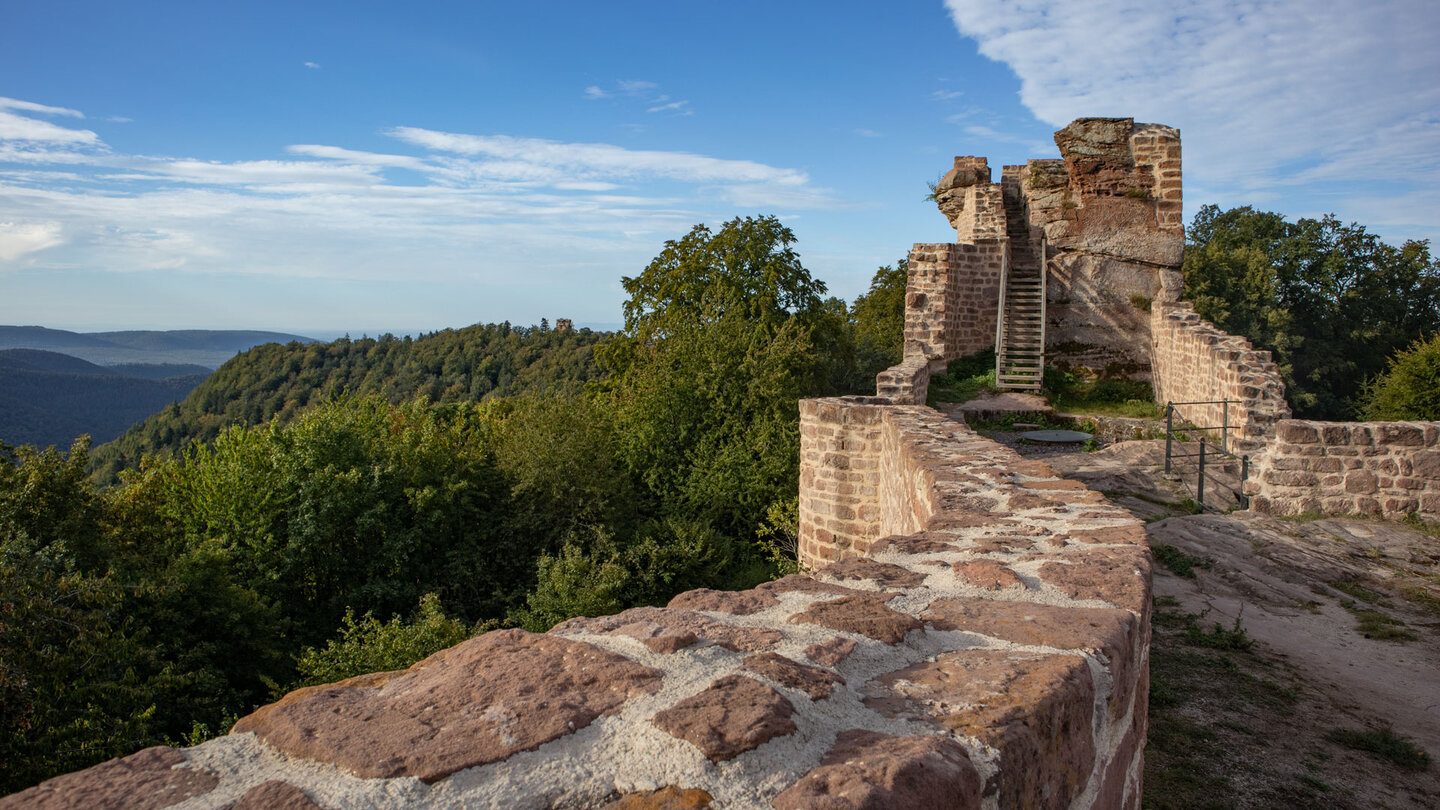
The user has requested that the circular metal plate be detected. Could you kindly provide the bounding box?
[1019,429,1093,444]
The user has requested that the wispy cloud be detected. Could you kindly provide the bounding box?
[0,98,85,118]
[386,127,808,185]
[584,80,692,115]
[944,0,1440,235]
[304,61,320,69]
[0,97,838,286]
[853,128,882,138]
[931,90,964,101]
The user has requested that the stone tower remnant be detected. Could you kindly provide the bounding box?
[909,117,1183,391]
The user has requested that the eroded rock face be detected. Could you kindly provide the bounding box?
[598,787,713,809]
[650,675,796,762]
[554,606,783,653]
[772,730,983,810]
[233,629,663,782]
[0,747,218,810]
[743,652,844,700]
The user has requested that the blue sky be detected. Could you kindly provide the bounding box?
[2,1,1437,336]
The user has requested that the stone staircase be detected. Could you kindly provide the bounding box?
[995,180,1045,391]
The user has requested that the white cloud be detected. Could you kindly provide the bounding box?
[646,98,690,114]
[286,144,430,171]
[0,98,85,118]
[943,0,1440,232]
[853,129,882,138]
[616,80,657,94]
[0,221,63,263]
[584,85,610,99]
[585,80,692,114]
[304,61,320,69]
[0,111,100,145]
[107,116,133,123]
[931,90,964,101]
[385,127,809,185]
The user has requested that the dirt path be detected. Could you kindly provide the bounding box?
[978,431,1440,807]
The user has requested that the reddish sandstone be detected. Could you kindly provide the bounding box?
[233,629,663,782]
[599,787,713,809]
[789,595,923,644]
[772,730,982,810]
[0,747,218,810]
[743,652,844,699]
[651,675,796,762]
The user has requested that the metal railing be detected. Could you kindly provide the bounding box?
[1163,400,1250,512]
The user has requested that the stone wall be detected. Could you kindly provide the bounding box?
[798,396,1152,810]
[11,396,1151,810]
[1248,420,1440,520]
[1149,301,1291,454]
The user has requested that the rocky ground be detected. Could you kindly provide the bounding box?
[973,428,1440,809]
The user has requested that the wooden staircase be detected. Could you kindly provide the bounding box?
[995,183,1045,391]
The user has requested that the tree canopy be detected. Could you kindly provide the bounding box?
[1183,205,1440,419]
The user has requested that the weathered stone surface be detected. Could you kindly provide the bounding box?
[233,629,663,782]
[0,747,218,810]
[816,558,926,588]
[1037,553,1148,608]
[772,730,982,810]
[865,650,1095,810]
[651,675,796,762]
[759,574,892,601]
[224,781,325,810]
[599,787,713,809]
[555,606,782,653]
[868,533,960,554]
[804,637,858,668]
[789,595,923,644]
[950,560,1023,590]
[923,598,1140,714]
[744,652,844,699]
[666,588,778,616]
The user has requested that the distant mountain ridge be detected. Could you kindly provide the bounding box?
[90,322,609,482]
[0,326,318,368]
[0,349,208,450]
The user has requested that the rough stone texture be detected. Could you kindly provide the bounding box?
[815,557,927,588]
[666,587,778,615]
[650,675,797,762]
[0,747,218,810]
[1150,300,1291,454]
[743,652,844,699]
[232,629,664,782]
[804,637,858,668]
[225,781,326,810]
[598,788,713,809]
[865,651,1096,810]
[788,594,923,644]
[771,730,983,810]
[1249,419,1440,520]
[950,559,1024,589]
[555,606,783,653]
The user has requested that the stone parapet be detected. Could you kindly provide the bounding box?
[1150,301,1290,454]
[902,241,1005,366]
[1248,420,1440,520]
[9,398,1152,810]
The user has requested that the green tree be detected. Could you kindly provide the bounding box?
[1361,333,1440,420]
[849,259,909,384]
[1183,205,1440,418]
[600,216,830,546]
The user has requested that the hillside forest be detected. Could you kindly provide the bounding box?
[3,208,1437,794]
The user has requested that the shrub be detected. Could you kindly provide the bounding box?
[294,593,478,687]
[1361,333,1440,420]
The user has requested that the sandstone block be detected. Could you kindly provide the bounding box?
[651,674,796,762]
[788,594,923,644]
[816,558,926,588]
[557,606,782,654]
[951,560,1024,590]
[667,588,778,616]
[744,652,844,700]
[804,637,858,669]
[772,730,982,810]
[232,630,663,782]
[224,781,325,810]
[864,650,1096,810]
[1414,451,1440,479]
[1277,422,1319,444]
[0,747,218,810]
[1037,553,1148,610]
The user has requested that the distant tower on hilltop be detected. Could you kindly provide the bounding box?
[554,318,574,334]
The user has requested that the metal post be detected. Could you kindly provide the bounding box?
[1241,455,1250,481]
[1197,439,1206,510]
[1222,400,1229,453]
[1164,402,1174,475]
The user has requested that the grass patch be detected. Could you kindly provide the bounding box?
[1043,366,1166,419]
[1341,603,1418,642]
[1331,580,1389,605]
[1327,727,1431,771]
[1400,585,1440,617]
[925,349,996,406]
[1152,544,1212,578]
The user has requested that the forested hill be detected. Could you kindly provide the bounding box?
[90,322,607,481]
[0,326,318,368]
[0,350,208,449]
